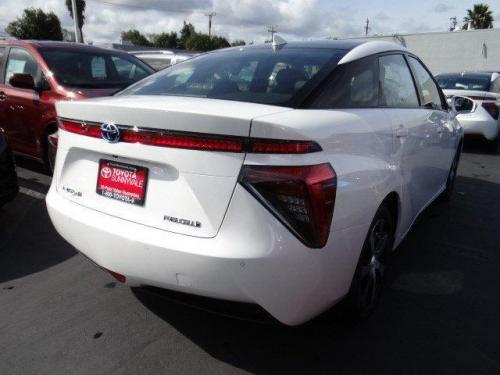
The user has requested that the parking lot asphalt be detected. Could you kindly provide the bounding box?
[1,140,499,375]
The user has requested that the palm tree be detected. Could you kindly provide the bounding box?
[463,3,494,29]
[65,0,86,42]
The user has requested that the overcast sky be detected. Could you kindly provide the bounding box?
[1,0,499,44]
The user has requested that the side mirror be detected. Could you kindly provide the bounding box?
[9,73,36,91]
[448,95,475,114]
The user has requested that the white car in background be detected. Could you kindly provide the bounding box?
[131,50,199,71]
[46,40,464,325]
[435,72,500,150]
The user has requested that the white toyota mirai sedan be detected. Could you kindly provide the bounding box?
[46,40,464,325]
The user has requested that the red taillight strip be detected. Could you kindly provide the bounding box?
[59,119,101,138]
[58,118,322,154]
[120,128,244,152]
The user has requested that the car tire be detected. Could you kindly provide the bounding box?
[485,139,498,153]
[439,147,461,203]
[345,203,395,319]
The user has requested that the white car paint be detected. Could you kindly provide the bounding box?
[443,89,499,141]
[46,41,463,325]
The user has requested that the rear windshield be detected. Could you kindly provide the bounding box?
[435,74,491,92]
[40,48,154,89]
[119,47,346,107]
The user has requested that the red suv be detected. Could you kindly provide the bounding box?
[0,40,154,172]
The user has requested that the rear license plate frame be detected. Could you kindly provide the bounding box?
[96,159,149,206]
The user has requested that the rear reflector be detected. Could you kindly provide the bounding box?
[58,118,321,154]
[238,164,337,248]
[482,102,499,120]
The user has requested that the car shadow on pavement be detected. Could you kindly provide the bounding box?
[132,174,500,375]
[0,194,77,284]
[463,137,499,155]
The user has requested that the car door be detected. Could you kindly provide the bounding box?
[378,54,437,221]
[406,55,455,191]
[1,47,42,157]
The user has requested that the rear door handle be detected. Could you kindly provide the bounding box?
[395,125,409,138]
[0,92,6,101]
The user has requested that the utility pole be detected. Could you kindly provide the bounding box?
[364,18,370,37]
[268,25,278,41]
[449,16,458,31]
[71,0,82,42]
[205,12,216,38]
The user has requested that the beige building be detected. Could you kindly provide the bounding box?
[356,28,500,75]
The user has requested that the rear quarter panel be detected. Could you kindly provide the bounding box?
[248,108,402,237]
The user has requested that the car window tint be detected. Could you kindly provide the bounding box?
[139,57,171,71]
[310,56,379,108]
[379,54,419,108]
[120,48,345,107]
[435,74,491,91]
[111,56,150,81]
[40,48,152,89]
[0,47,5,83]
[407,56,443,109]
[5,47,39,84]
[491,77,500,93]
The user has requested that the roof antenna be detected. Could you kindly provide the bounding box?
[272,34,287,51]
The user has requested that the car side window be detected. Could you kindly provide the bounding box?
[111,56,150,81]
[379,54,419,108]
[491,77,500,93]
[407,56,443,110]
[5,47,40,84]
[310,56,379,108]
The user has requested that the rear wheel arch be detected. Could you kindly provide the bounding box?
[42,122,58,172]
[381,192,400,239]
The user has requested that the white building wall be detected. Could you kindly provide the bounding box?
[357,28,500,75]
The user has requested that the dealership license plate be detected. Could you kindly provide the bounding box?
[96,160,148,206]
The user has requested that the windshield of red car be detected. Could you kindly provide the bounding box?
[40,48,153,89]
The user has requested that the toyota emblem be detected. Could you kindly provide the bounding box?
[101,122,121,143]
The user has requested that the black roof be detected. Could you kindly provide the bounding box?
[436,71,494,78]
[224,39,366,52]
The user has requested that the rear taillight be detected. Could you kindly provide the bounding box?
[238,164,337,248]
[57,118,321,154]
[58,119,101,138]
[482,102,499,120]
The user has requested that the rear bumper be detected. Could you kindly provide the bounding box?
[457,114,499,141]
[46,184,367,325]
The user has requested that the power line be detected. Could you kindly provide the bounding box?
[267,25,278,41]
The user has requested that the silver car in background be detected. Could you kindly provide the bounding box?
[131,50,199,71]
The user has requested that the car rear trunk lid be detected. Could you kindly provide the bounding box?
[55,96,292,238]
